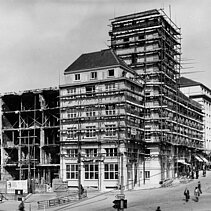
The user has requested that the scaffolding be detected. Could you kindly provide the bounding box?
[60,49,146,190]
[1,87,60,190]
[110,9,204,181]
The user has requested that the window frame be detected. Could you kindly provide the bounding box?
[104,163,118,180]
[145,171,150,179]
[105,104,116,115]
[108,69,114,77]
[85,126,96,138]
[66,149,78,157]
[67,127,77,139]
[84,164,99,180]
[105,148,118,157]
[105,124,116,137]
[66,164,78,179]
[75,74,80,81]
[85,148,98,157]
[91,71,97,79]
[86,85,96,97]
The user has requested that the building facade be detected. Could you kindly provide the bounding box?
[60,49,146,190]
[0,88,60,189]
[180,77,211,156]
[0,9,206,192]
[109,9,204,184]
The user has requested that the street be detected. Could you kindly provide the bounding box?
[0,171,211,211]
[54,171,211,211]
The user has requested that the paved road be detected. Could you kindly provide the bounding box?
[0,171,210,211]
[54,171,211,211]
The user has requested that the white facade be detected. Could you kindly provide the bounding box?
[180,84,211,152]
[60,50,146,190]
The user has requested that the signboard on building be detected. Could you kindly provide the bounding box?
[7,180,28,194]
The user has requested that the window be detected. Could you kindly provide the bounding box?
[105,125,116,136]
[85,126,96,137]
[66,149,78,157]
[105,104,116,115]
[67,88,76,94]
[124,37,129,42]
[108,69,114,77]
[86,86,95,97]
[104,163,118,179]
[138,34,145,40]
[145,171,150,179]
[66,164,78,179]
[105,148,117,157]
[86,107,96,117]
[75,74,80,81]
[67,127,77,139]
[131,53,137,64]
[85,164,99,179]
[85,148,97,157]
[91,72,97,79]
[67,109,77,118]
[105,83,116,91]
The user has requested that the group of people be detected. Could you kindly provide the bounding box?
[184,181,202,202]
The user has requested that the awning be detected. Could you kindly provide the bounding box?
[198,155,209,163]
[177,160,191,165]
[194,155,203,162]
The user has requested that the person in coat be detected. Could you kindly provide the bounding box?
[194,186,199,202]
[184,187,190,202]
[198,181,202,194]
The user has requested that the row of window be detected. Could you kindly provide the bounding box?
[67,83,117,95]
[66,125,116,138]
[66,164,151,180]
[66,163,118,180]
[74,69,115,81]
[65,148,118,158]
[66,104,116,118]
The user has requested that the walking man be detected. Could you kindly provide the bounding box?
[184,187,190,202]
[198,181,202,194]
[194,186,200,202]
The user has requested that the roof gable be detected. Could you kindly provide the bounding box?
[64,49,130,73]
[179,77,201,87]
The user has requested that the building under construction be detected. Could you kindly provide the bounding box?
[0,9,205,191]
[0,87,60,188]
[60,49,145,190]
[109,9,204,184]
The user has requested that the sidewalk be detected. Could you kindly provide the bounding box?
[0,175,202,211]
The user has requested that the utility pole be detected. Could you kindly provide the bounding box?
[78,117,81,200]
[120,153,124,211]
[113,152,127,210]
[28,131,32,193]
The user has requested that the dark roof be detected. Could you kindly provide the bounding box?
[64,49,130,73]
[179,77,201,87]
[180,77,211,97]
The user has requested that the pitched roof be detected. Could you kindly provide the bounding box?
[64,49,130,73]
[179,77,201,87]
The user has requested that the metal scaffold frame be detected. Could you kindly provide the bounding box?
[1,88,60,192]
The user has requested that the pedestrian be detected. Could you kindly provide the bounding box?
[80,184,84,195]
[191,170,194,179]
[198,181,202,194]
[18,201,25,211]
[156,206,161,211]
[184,187,190,202]
[203,169,206,177]
[196,169,199,179]
[194,186,199,202]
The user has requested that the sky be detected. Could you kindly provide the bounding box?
[0,0,211,93]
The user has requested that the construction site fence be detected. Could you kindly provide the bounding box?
[37,190,87,210]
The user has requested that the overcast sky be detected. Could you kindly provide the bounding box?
[0,0,211,93]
